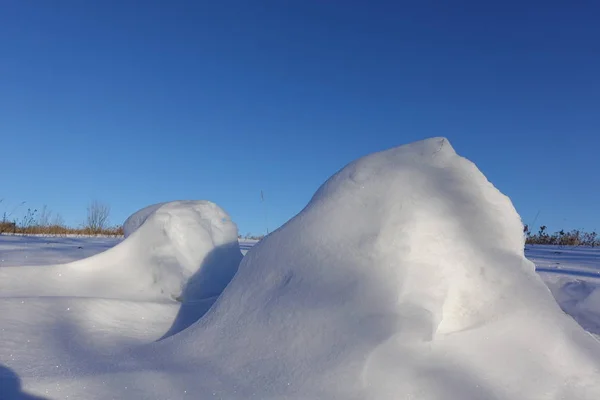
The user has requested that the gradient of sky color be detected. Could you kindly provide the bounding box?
[1,1,599,235]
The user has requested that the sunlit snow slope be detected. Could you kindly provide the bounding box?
[1,138,599,400]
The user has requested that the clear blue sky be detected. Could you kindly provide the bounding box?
[1,1,598,235]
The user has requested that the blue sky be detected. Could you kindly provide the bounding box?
[1,1,598,235]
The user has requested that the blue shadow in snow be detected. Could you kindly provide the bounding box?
[0,365,49,400]
[158,242,243,340]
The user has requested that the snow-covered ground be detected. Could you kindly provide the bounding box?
[0,235,121,267]
[2,237,598,338]
[526,246,600,337]
[0,236,257,269]
[2,237,598,315]
[1,138,599,399]
[2,237,598,340]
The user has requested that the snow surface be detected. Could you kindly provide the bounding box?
[0,235,121,267]
[527,246,600,338]
[1,137,600,399]
[122,202,169,238]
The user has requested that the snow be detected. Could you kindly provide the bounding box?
[0,200,242,302]
[527,246,600,338]
[0,235,121,267]
[528,245,600,275]
[122,202,168,238]
[1,137,599,399]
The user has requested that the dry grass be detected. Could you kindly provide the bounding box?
[525,226,599,247]
[1,202,123,237]
[0,222,123,237]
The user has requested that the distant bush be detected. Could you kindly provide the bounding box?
[525,225,599,247]
[0,220,16,234]
[238,233,266,241]
[85,200,111,234]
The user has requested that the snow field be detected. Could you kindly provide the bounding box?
[1,137,599,399]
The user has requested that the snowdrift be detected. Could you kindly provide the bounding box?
[1,137,600,399]
[0,200,242,301]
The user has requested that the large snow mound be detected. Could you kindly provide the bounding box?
[1,138,599,399]
[156,137,600,399]
[0,200,242,301]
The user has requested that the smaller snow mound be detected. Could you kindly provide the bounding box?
[125,201,243,301]
[0,201,243,303]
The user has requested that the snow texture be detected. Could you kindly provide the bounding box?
[123,202,169,238]
[1,137,600,399]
